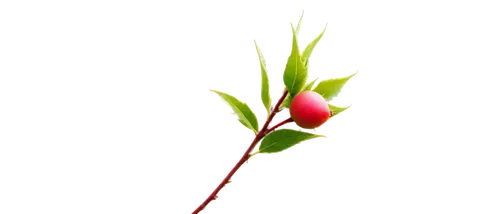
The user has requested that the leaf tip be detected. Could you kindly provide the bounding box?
[315,132,328,140]
[352,68,361,79]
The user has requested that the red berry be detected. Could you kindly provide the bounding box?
[289,91,331,129]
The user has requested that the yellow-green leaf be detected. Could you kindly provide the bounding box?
[283,24,308,97]
[280,94,292,110]
[313,71,358,101]
[211,90,259,134]
[297,8,306,34]
[303,78,318,91]
[252,36,273,114]
[259,129,324,153]
[301,24,327,67]
[329,104,351,118]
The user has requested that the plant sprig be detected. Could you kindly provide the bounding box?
[192,13,356,213]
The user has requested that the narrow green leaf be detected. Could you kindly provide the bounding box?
[280,94,292,111]
[254,40,271,116]
[313,71,358,101]
[297,8,306,34]
[259,129,325,153]
[211,90,259,134]
[303,78,318,91]
[283,24,308,97]
[329,104,351,118]
[301,24,327,67]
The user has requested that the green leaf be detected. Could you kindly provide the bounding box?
[313,71,358,101]
[297,8,306,34]
[259,129,325,153]
[283,24,308,97]
[303,78,318,91]
[280,94,292,110]
[211,90,259,134]
[280,78,317,109]
[301,24,327,68]
[329,104,351,118]
[254,40,271,116]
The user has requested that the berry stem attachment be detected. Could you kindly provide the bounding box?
[192,90,289,214]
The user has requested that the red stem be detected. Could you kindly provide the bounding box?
[266,117,294,134]
[192,90,289,214]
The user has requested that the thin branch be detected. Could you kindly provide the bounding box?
[192,90,289,214]
[265,117,294,134]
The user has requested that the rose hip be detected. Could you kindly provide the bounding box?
[289,91,331,129]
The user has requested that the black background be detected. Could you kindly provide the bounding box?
[61,1,395,213]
